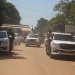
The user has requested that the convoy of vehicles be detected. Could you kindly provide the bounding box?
[46,32,75,58]
[25,34,41,47]
[1,27,75,59]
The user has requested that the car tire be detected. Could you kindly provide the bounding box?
[49,47,54,58]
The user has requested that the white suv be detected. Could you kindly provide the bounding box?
[0,30,11,53]
[25,34,41,47]
[46,32,75,58]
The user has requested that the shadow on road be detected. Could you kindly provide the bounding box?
[25,45,44,48]
[13,49,23,51]
[52,55,75,62]
[0,51,26,60]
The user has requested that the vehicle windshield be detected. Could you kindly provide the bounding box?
[54,34,73,41]
[15,34,20,37]
[0,32,7,38]
[28,34,39,38]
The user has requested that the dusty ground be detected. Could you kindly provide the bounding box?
[0,43,75,75]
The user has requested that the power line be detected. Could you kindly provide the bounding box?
[14,4,51,14]
[21,15,39,19]
[19,10,54,18]
[21,14,54,19]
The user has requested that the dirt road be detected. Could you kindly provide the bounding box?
[0,44,75,75]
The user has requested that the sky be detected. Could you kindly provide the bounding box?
[7,0,60,28]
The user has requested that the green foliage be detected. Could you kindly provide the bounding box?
[0,0,6,26]
[35,18,48,34]
[35,0,75,33]
[4,2,21,24]
[54,0,75,25]
[0,0,21,26]
[45,14,67,32]
[44,0,75,33]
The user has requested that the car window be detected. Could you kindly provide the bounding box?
[15,34,19,37]
[15,34,17,37]
[54,34,73,41]
[0,32,7,38]
[28,34,39,38]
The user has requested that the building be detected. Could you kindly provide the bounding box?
[2,24,31,36]
[65,25,75,35]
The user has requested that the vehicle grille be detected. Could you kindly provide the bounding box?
[28,39,35,42]
[0,47,7,50]
[60,44,75,49]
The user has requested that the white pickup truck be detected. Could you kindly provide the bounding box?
[0,30,11,53]
[46,32,75,58]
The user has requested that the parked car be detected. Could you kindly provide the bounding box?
[25,34,41,47]
[46,32,75,58]
[0,29,12,53]
[13,33,21,45]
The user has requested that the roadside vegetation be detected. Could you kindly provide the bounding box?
[0,0,21,26]
[0,0,75,33]
[35,0,75,33]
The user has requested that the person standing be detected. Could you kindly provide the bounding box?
[8,28,15,51]
[47,29,52,52]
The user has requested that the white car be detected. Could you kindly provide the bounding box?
[13,33,21,45]
[25,34,41,47]
[0,30,11,53]
[46,32,75,58]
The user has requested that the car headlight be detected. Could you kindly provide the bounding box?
[3,41,7,44]
[52,43,60,48]
[1,41,7,46]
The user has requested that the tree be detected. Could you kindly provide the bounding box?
[44,0,75,33]
[0,0,6,26]
[4,2,21,24]
[0,1,21,26]
[54,0,75,25]
[45,14,67,32]
[35,18,48,34]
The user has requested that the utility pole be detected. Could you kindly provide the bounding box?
[31,25,33,32]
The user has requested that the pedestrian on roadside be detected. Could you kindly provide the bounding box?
[9,28,15,50]
[47,29,52,50]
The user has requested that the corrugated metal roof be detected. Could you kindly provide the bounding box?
[2,24,29,28]
[2,24,31,31]
[22,28,31,31]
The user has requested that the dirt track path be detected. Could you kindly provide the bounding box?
[0,44,75,75]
